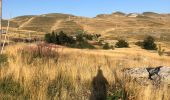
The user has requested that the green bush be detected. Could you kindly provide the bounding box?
[44,31,75,45]
[103,43,110,50]
[115,39,129,48]
[0,76,24,96]
[44,33,53,43]
[0,54,8,66]
[44,31,95,49]
[75,31,101,41]
[143,36,157,50]
[68,41,95,49]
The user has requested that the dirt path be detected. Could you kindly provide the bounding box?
[51,20,62,31]
[19,17,35,28]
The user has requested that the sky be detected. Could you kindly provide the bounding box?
[2,0,170,19]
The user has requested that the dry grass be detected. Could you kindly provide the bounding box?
[0,43,170,100]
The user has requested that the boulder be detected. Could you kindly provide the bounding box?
[124,66,170,85]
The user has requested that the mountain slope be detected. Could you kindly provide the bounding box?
[7,12,170,38]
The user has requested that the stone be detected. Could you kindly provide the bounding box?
[124,66,170,85]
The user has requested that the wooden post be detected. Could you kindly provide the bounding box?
[0,0,2,48]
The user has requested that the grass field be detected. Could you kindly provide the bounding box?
[1,12,170,99]
[0,42,170,100]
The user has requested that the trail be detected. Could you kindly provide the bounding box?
[51,20,62,31]
[19,17,35,28]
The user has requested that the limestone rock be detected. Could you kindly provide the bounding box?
[124,66,170,85]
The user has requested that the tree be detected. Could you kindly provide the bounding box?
[143,36,157,50]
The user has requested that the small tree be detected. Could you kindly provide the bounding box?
[115,39,129,48]
[143,36,157,50]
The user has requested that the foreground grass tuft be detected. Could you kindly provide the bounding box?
[0,76,24,96]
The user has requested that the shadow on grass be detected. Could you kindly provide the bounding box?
[90,68,109,100]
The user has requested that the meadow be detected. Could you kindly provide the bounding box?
[0,41,170,100]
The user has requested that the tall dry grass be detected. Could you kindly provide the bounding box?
[0,43,169,100]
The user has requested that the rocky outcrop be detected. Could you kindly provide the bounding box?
[124,66,170,86]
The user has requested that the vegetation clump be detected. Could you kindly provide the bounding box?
[44,31,96,49]
[103,43,114,50]
[135,36,157,50]
[115,39,129,48]
[19,43,59,64]
[0,76,24,96]
[45,31,75,45]
[143,36,157,50]
[0,54,8,66]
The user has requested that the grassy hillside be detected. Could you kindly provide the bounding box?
[54,20,84,34]
[8,12,170,38]
[2,20,19,28]
[1,12,170,100]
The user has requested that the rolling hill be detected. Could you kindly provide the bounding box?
[2,12,170,40]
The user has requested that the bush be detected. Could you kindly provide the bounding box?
[75,31,101,41]
[103,43,110,50]
[143,36,157,50]
[102,43,114,50]
[115,39,129,48]
[0,54,8,66]
[44,31,75,45]
[68,41,95,49]
[44,33,53,43]
[44,31,95,49]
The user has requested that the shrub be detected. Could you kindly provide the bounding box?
[98,39,104,46]
[0,76,24,96]
[58,31,75,44]
[44,31,75,45]
[143,36,157,50]
[68,41,95,49]
[0,54,8,66]
[44,31,95,49]
[75,31,101,41]
[75,32,86,42]
[44,33,53,43]
[115,39,129,48]
[103,43,110,50]
[102,43,114,50]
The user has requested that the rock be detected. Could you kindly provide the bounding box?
[124,66,170,85]
[159,67,170,83]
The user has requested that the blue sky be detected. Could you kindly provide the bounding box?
[2,0,170,19]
